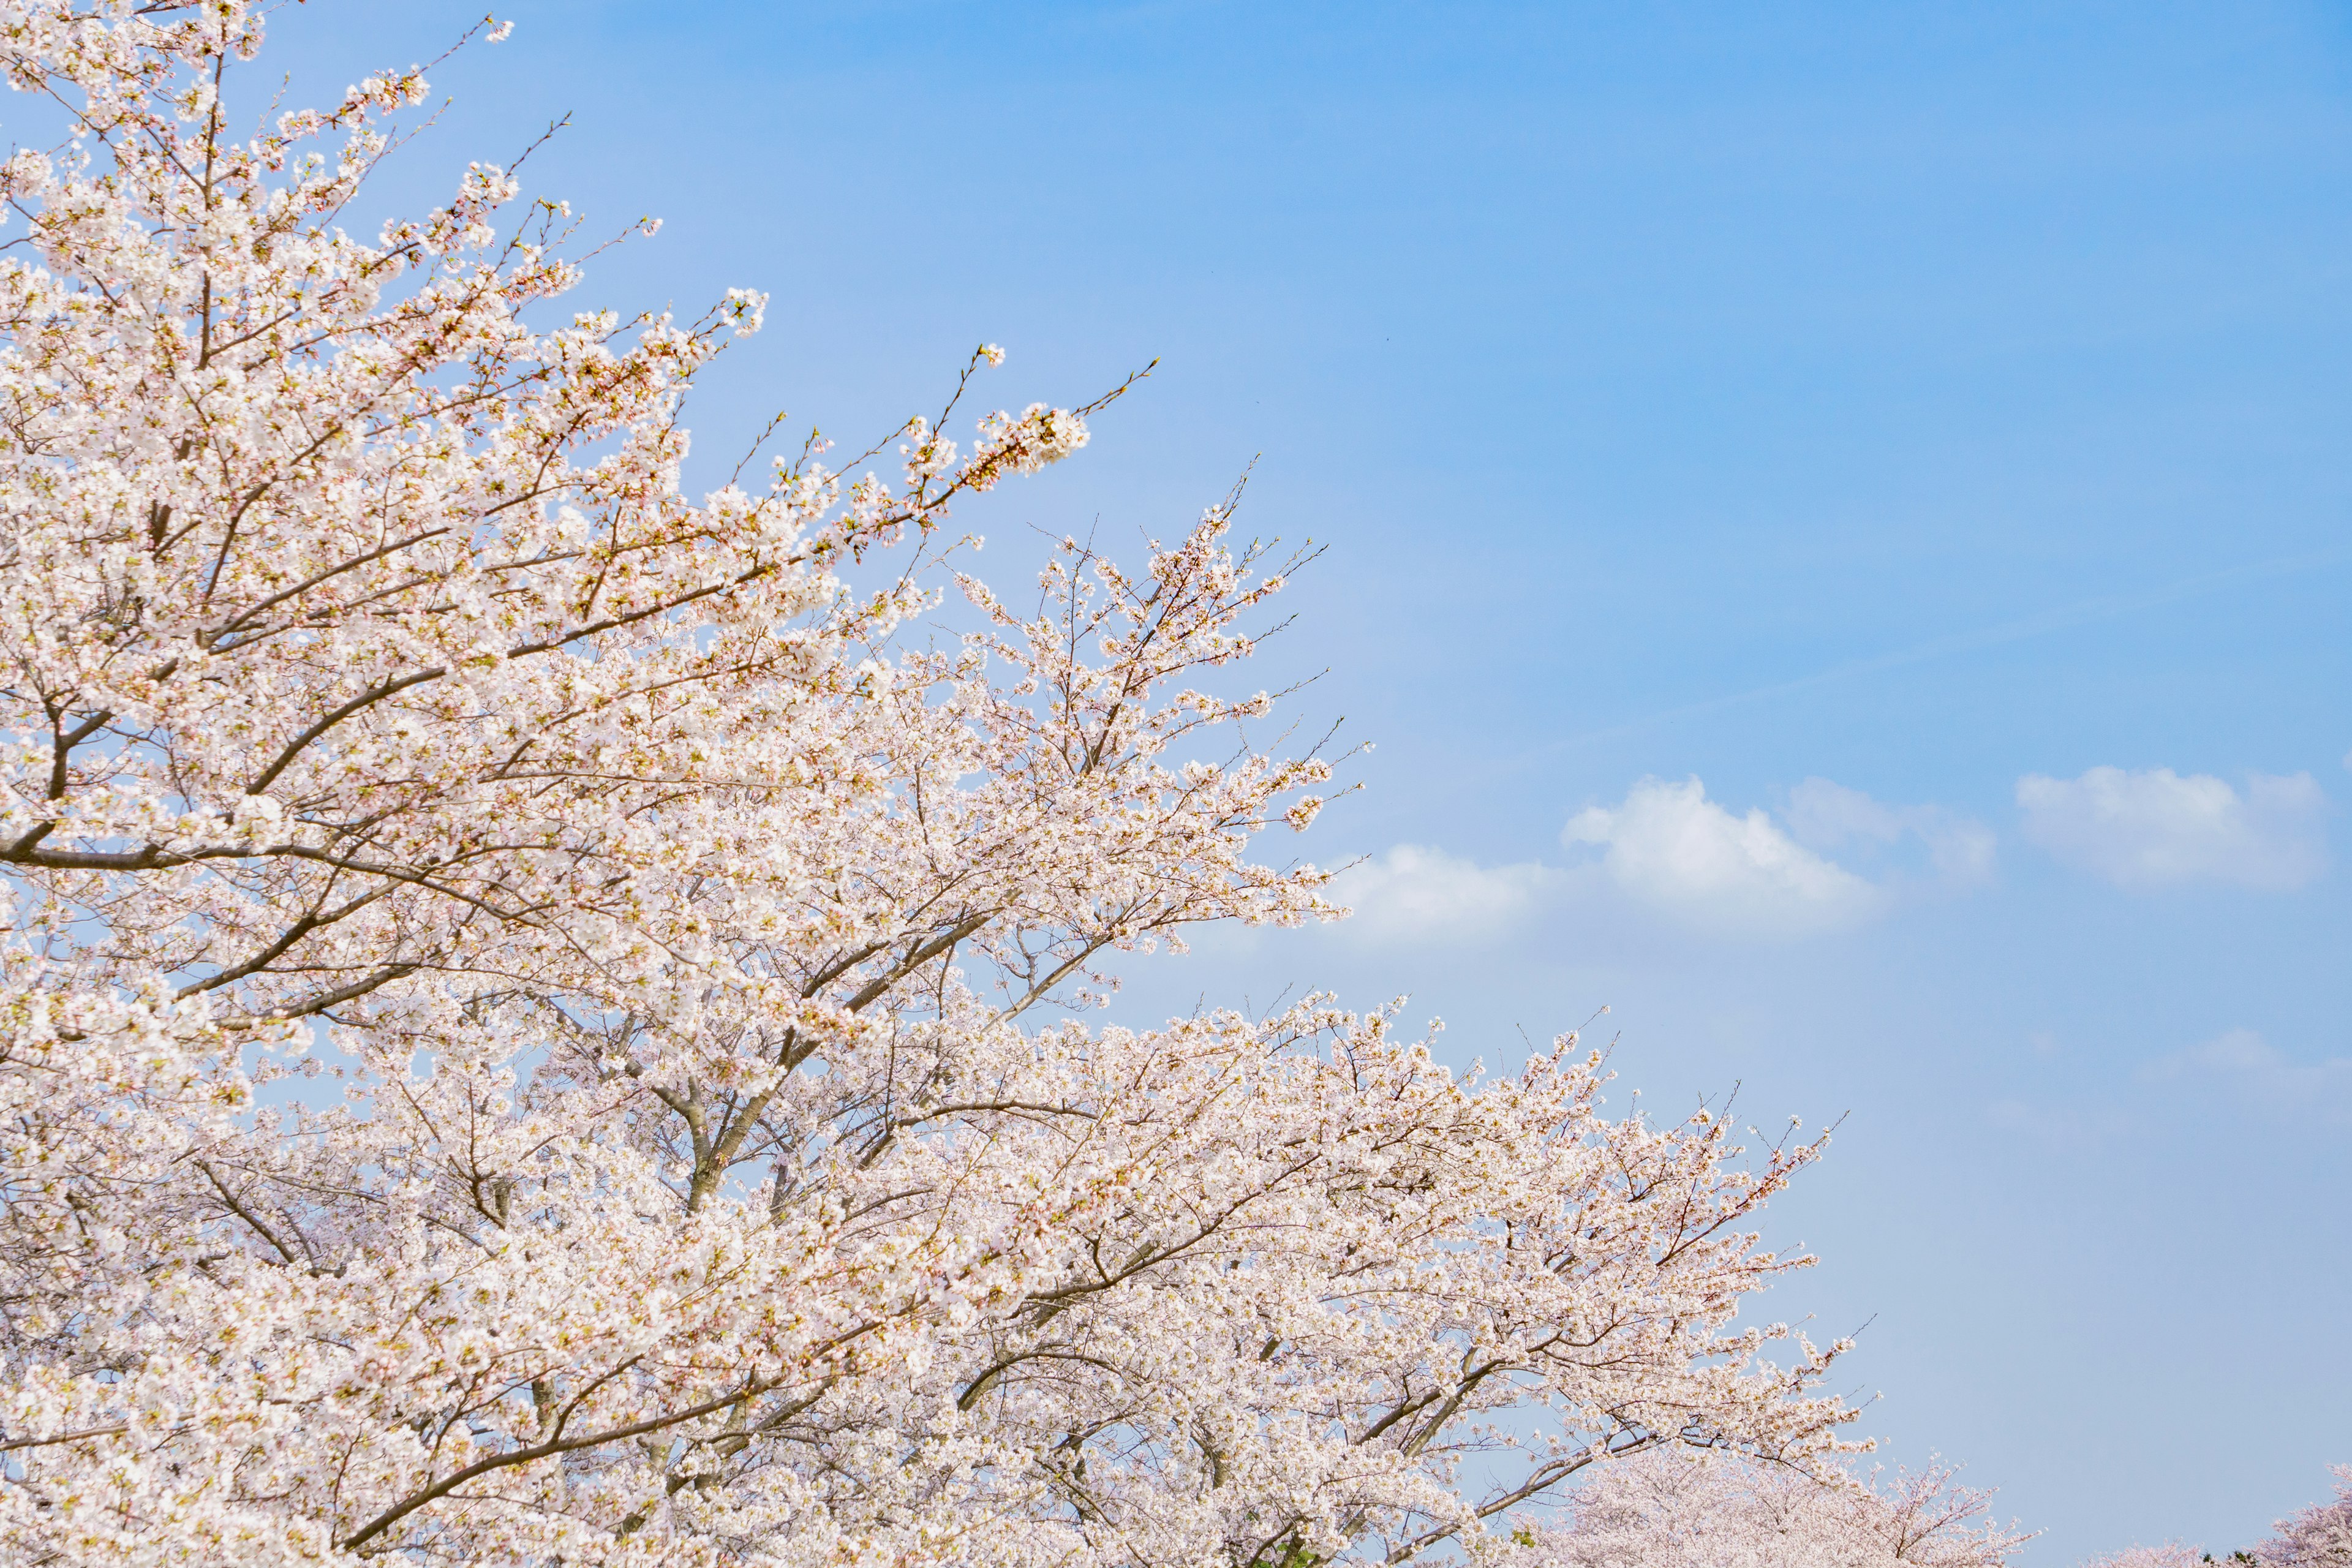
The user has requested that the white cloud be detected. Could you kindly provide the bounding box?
[2015,766,2328,891]
[2145,1027,2352,1124]
[1784,776,1996,883]
[1329,844,1559,945]
[1330,778,1985,948]
[1561,776,1883,938]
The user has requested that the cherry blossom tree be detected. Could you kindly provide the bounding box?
[2075,1466,2350,1568]
[2256,1468,2352,1568]
[1501,1447,2030,1568]
[2077,1548,2211,1568]
[0,4,1864,1564]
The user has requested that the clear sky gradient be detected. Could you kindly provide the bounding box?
[262,4,2352,1559]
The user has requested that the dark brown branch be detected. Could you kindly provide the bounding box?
[0,1423,130,1453]
[339,1373,772,1551]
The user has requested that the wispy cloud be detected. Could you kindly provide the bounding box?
[2144,1027,2352,1123]
[2016,766,2328,891]
[1521,545,2352,760]
[1327,844,1560,945]
[1783,777,1996,883]
[1986,1098,2141,1153]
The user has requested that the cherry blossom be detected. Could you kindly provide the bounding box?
[1501,1447,2031,1568]
[2075,1467,2351,1568]
[2078,1547,2211,1568]
[2256,1467,2352,1568]
[0,5,1870,1564]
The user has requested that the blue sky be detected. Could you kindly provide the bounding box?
[272,3,2351,1559]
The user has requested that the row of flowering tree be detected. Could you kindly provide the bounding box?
[1506,1457,2351,1568]
[2081,1471,2352,1568]
[0,5,2297,1567]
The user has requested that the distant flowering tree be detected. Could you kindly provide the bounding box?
[2256,1468,2352,1568]
[2077,1548,2212,1568]
[0,4,1874,1564]
[2076,1466,2351,1568]
[1499,1447,2030,1568]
